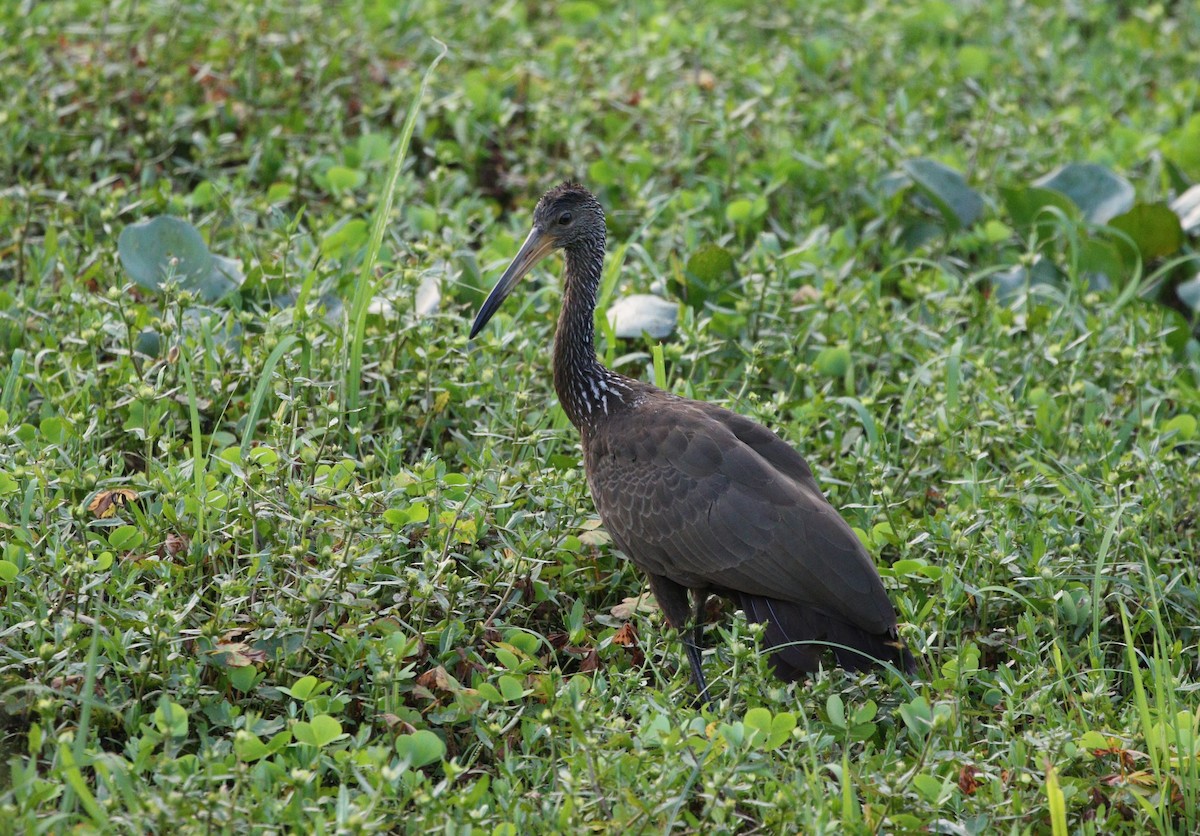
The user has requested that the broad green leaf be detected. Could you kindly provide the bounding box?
[766,713,797,749]
[680,243,737,308]
[744,707,773,745]
[989,257,1063,306]
[494,647,521,671]
[134,329,162,358]
[291,675,319,700]
[395,729,446,768]
[108,525,144,551]
[1162,113,1200,180]
[725,197,767,226]
[0,560,17,583]
[498,674,525,702]
[1000,185,1078,228]
[814,346,851,377]
[1160,414,1196,441]
[234,730,271,761]
[325,165,366,192]
[119,216,212,293]
[293,714,344,748]
[153,700,189,738]
[1078,238,1126,290]
[1108,202,1185,261]
[357,133,392,165]
[321,218,370,259]
[228,665,258,693]
[118,216,241,302]
[826,694,846,728]
[1033,163,1134,224]
[902,158,984,229]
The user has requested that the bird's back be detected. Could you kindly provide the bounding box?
[582,381,911,674]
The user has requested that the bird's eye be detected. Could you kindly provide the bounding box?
[558,211,572,226]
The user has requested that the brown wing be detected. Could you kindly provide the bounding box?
[585,394,896,635]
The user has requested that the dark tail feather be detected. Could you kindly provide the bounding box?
[739,594,917,680]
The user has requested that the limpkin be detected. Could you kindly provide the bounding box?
[470,182,916,697]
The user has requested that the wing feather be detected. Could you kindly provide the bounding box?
[586,396,896,635]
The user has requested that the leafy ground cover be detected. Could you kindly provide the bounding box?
[2,0,1199,831]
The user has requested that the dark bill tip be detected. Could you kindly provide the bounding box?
[469,226,554,339]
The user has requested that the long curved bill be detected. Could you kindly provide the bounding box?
[469,226,555,338]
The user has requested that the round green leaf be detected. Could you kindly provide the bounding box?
[1000,185,1078,228]
[902,158,984,229]
[814,346,851,377]
[134,329,163,358]
[0,560,18,583]
[1161,414,1196,441]
[325,165,366,192]
[118,216,213,294]
[395,729,446,768]
[1108,202,1185,261]
[108,525,144,551]
[1033,163,1134,224]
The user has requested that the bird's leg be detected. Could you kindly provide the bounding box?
[685,591,711,705]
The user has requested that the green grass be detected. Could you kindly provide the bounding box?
[2,0,1199,831]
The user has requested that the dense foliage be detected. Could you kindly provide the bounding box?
[1,0,1198,831]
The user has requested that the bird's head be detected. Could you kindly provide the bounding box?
[469,182,604,338]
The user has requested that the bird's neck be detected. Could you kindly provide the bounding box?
[553,243,628,427]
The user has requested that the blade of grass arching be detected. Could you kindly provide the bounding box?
[1044,763,1068,836]
[1090,503,1125,666]
[652,342,667,389]
[240,335,300,458]
[594,192,674,325]
[59,591,108,828]
[179,343,207,548]
[1119,601,1170,832]
[344,42,446,451]
[1,348,25,413]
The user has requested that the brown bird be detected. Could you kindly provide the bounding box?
[470,182,916,697]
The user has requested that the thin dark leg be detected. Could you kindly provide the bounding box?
[684,636,709,704]
[685,591,711,705]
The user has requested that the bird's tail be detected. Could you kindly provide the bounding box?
[738,594,917,680]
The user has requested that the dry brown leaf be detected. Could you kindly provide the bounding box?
[213,641,266,667]
[578,519,611,547]
[610,594,658,620]
[958,764,979,795]
[416,666,457,693]
[578,648,600,673]
[791,285,822,305]
[164,532,189,558]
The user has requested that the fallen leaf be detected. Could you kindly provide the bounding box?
[213,641,266,667]
[792,285,821,304]
[611,593,658,620]
[958,764,979,795]
[579,648,600,673]
[416,666,457,693]
[164,532,189,558]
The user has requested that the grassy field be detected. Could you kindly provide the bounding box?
[2,0,1199,831]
